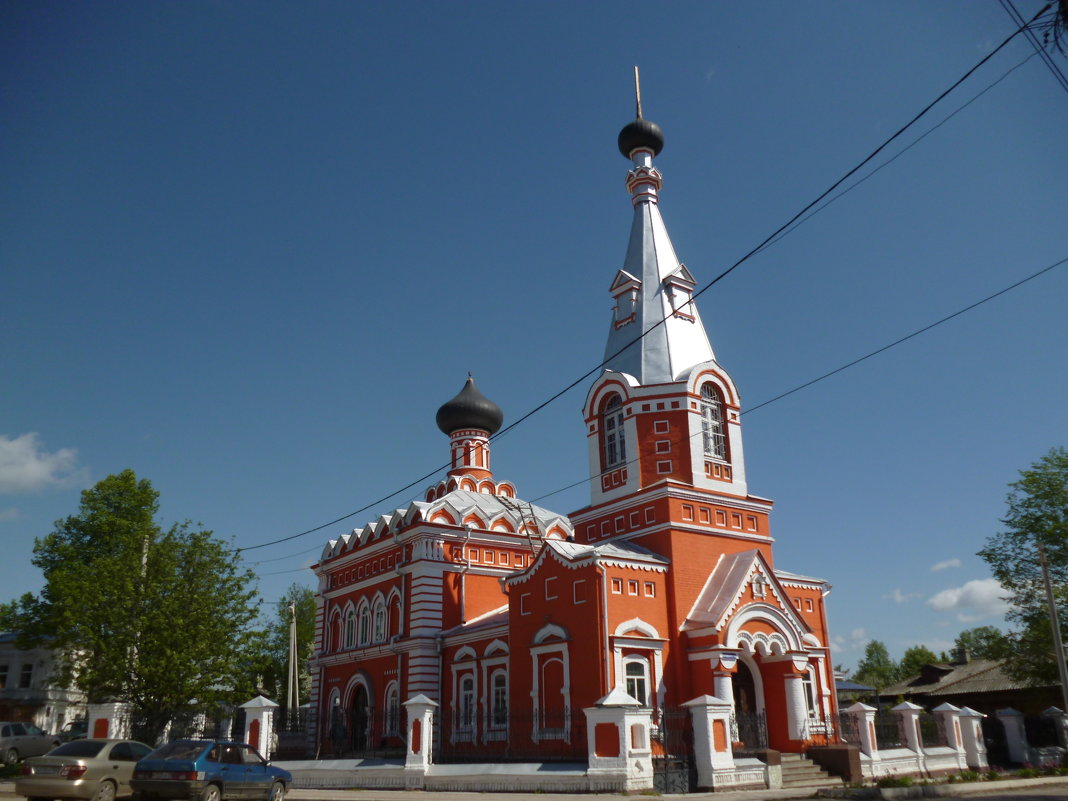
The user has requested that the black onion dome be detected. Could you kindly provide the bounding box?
[436,377,504,436]
[618,118,664,158]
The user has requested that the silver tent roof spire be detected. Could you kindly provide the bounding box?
[602,77,716,385]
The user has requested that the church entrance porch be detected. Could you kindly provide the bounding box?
[731,660,769,749]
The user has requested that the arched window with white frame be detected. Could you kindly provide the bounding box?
[490,669,508,729]
[358,603,371,645]
[383,681,400,737]
[700,383,727,460]
[624,655,651,707]
[372,599,386,643]
[343,607,356,649]
[459,675,476,732]
[601,394,627,471]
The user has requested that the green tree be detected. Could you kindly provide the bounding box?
[952,626,1012,661]
[7,470,260,743]
[898,645,939,680]
[853,640,899,691]
[977,447,1068,687]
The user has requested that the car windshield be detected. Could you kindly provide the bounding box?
[147,741,209,761]
[50,741,106,758]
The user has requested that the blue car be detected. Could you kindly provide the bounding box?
[131,740,290,801]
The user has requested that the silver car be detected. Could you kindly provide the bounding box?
[16,739,153,801]
[0,721,60,764]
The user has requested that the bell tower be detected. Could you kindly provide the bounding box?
[572,87,770,575]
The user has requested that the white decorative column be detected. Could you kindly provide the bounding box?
[783,654,810,741]
[1042,706,1068,749]
[583,688,654,791]
[996,707,1028,764]
[892,701,925,775]
[240,695,278,757]
[932,703,967,770]
[958,707,988,770]
[844,703,879,761]
[403,694,437,788]
[87,702,131,741]
[682,694,735,789]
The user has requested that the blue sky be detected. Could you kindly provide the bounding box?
[3,1,1066,671]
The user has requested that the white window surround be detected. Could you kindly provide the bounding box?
[372,600,387,643]
[624,656,651,707]
[357,603,371,646]
[545,576,558,600]
[530,624,570,743]
[602,395,627,470]
[383,681,400,737]
[481,658,509,739]
[450,658,478,743]
[611,619,666,712]
[700,382,728,460]
[572,579,587,604]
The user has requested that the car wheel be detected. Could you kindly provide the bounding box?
[3,747,18,765]
[27,796,54,801]
[268,782,286,801]
[200,784,222,801]
[91,780,117,801]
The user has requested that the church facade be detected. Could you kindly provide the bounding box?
[309,110,839,783]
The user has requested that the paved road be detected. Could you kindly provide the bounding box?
[3,778,1067,801]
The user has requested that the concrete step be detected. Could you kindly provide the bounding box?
[779,753,843,788]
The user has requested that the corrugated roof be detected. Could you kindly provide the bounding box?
[883,658,1037,696]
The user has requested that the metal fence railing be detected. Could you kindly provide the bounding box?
[872,710,902,749]
[837,711,860,745]
[437,708,585,762]
[919,712,944,748]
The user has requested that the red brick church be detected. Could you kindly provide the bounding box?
[310,107,839,786]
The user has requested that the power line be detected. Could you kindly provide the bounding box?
[1000,0,1068,96]
[233,6,1049,557]
[529,255,1068,504]
[741,256,1068,415]
[756,49,1040,256]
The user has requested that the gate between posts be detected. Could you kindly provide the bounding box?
[652,708,696,793]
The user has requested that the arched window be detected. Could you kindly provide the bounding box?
[384,682,400,736]
[343,608,356,649]
[373,600,386,643]
[802,667,819,720]
[624,656,650,707]
[490,670,508,729]
[601,395,626,470]
[358,604,371,645]
[700,383,727,460]
[459,675,476,731]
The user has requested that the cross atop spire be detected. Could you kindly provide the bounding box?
[634,65,643,120]
[602,90,715,386]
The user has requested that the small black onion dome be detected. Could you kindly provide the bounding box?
[436,376,504,436]
[618,118,664,158]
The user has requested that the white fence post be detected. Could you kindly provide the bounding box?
[958,707,988,770]
[932,702,967,771]
[402,694,437,788]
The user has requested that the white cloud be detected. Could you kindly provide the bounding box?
[931,558,961,572]
[0,433,82,493]
[832,627,869,653]
[885,588,921,604]
[927,578,1009,622]
[0,507,19,521]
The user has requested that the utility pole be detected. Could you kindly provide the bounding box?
[1038,543,1068,712]
[286,601,299,730]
